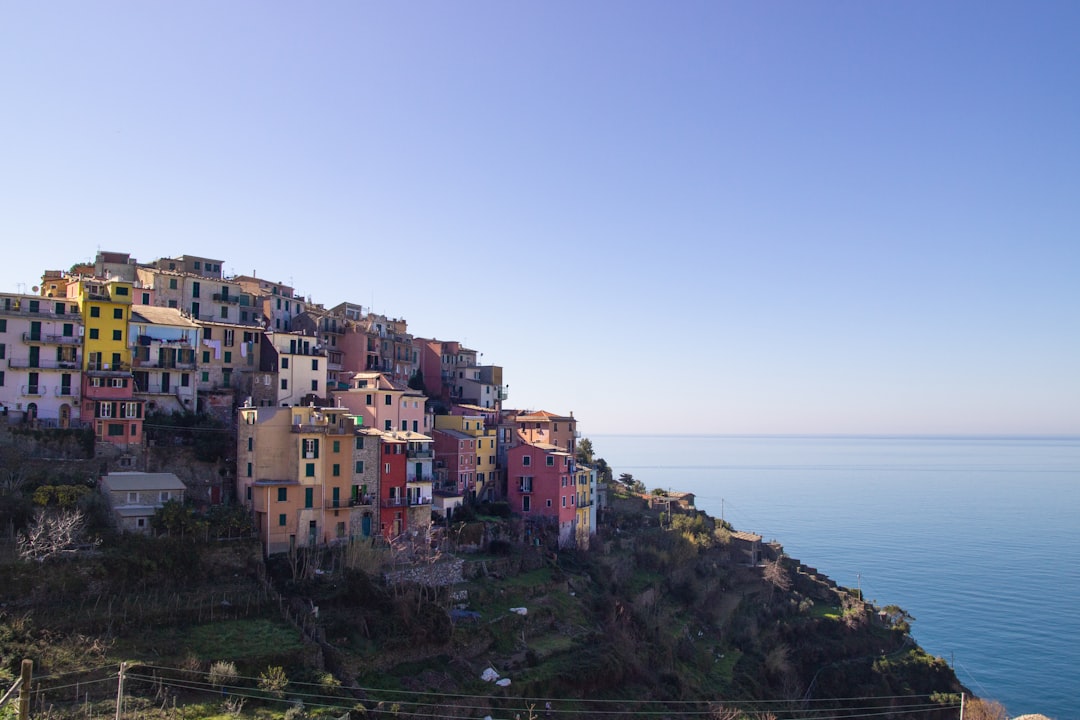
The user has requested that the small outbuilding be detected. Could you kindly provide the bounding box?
[99,471,188,533]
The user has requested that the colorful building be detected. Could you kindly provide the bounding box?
[0,292,82,426]
[69,277,144,445]
[237,403,379,556]
[506,442,579,547]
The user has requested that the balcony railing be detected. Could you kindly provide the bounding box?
[86,362,132,373]
[290,423,349,435]
[518,483,533,493]
[23,333,81,345]
[6,358,80,370]
[21,385,45,396]
[348,496,376,508]
[406,449,433,459]
[381,497,407,508]
[212,293,240,304]
[55,386,77,398]
[408,496,432,507]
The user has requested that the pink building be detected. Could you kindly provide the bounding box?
[432,428,476,497]
[331,372,428,434]
[506,442,578,547]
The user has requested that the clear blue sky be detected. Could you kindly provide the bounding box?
[2,2,1077,435]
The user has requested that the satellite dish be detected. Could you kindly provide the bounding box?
[31,286,39,293]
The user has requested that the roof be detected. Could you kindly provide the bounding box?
[131,305,200,328]
[516,410,572,422]
[382,430,432,442]
[101,472,187,492]
[731,531,762,543]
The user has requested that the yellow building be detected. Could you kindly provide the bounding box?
[574,463,596,548]
[69,277,134,372]
[238,403,381,556]
[69,278,144,445]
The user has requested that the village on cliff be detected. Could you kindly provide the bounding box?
[1,250,609,554]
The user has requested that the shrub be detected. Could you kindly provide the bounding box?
[208,660,239,688]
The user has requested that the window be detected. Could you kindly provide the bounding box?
[220,306,228,319]
[127,492,138,503]
[160,491,171,502]
[247,436,253,451]
[202,371,209,382]
[303,438,319,457]
[193,261,201,270]
[108,423,124,436]
[90,306,100,318]
[277,487,287,502]
[98,402,113,418]
[113,308,123,319]
[365,394,373,405]
[112,329,122,341]
[311,359,318,370]
[281,357,289,368]
[246,462,252,477]
[311,380,318,392]
[332,464,340,477]
[280,379,288,390]
[305,488,313,508]
[384,420,392,431]
[0,371,4,387]
[385,395,392,405]
[384,463,391,474]
[141,293,150,304]
[522,455,531,467]
[546,456,554,466]
[305,463,315,477]
[192,282,200,298]
[169,278,178,290]
[191,302,199,316]
[62,323,73,337]
[89,329,99,339]
[355,460,364,473]
[401,420,408,431]
[279,514,287,526]
[225,329,234,346]
[224,351,232,363]
[522,496,531,512]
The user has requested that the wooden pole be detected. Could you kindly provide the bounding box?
[17,659,31,720]
[115,661,127,720]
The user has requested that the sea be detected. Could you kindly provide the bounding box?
[590,434,1080,720]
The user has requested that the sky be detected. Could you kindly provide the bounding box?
[2,1,1078,436]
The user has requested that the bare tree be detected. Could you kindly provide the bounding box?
[17,508,95,562]
[762,555,792,599]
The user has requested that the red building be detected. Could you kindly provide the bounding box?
[82,370,144,446]
[379,434,408,538]
[506,442,578,547]
[432,427,476,497]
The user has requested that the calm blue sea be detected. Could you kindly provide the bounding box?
[591,435,1080,720]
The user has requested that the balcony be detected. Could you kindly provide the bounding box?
[21,385,45,397]
[517,482,533,493]
[381,497,407,508]
[406,448,433,459]
[290,423,349,435]
[23,333,81,345]
[407,475,435,484]
[54,387,77,398]
[212,293,240,304]
[86,362,132,373]
[408,496,432,507]
[6,358,80,370]
[348,496,376,508]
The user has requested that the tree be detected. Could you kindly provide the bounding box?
[763,556,792,598]
[407,370,425,392]
[576,437,595,466]
[17,509,95,561]
[258,665,289,697]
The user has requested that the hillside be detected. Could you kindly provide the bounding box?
[0,480,974,720]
